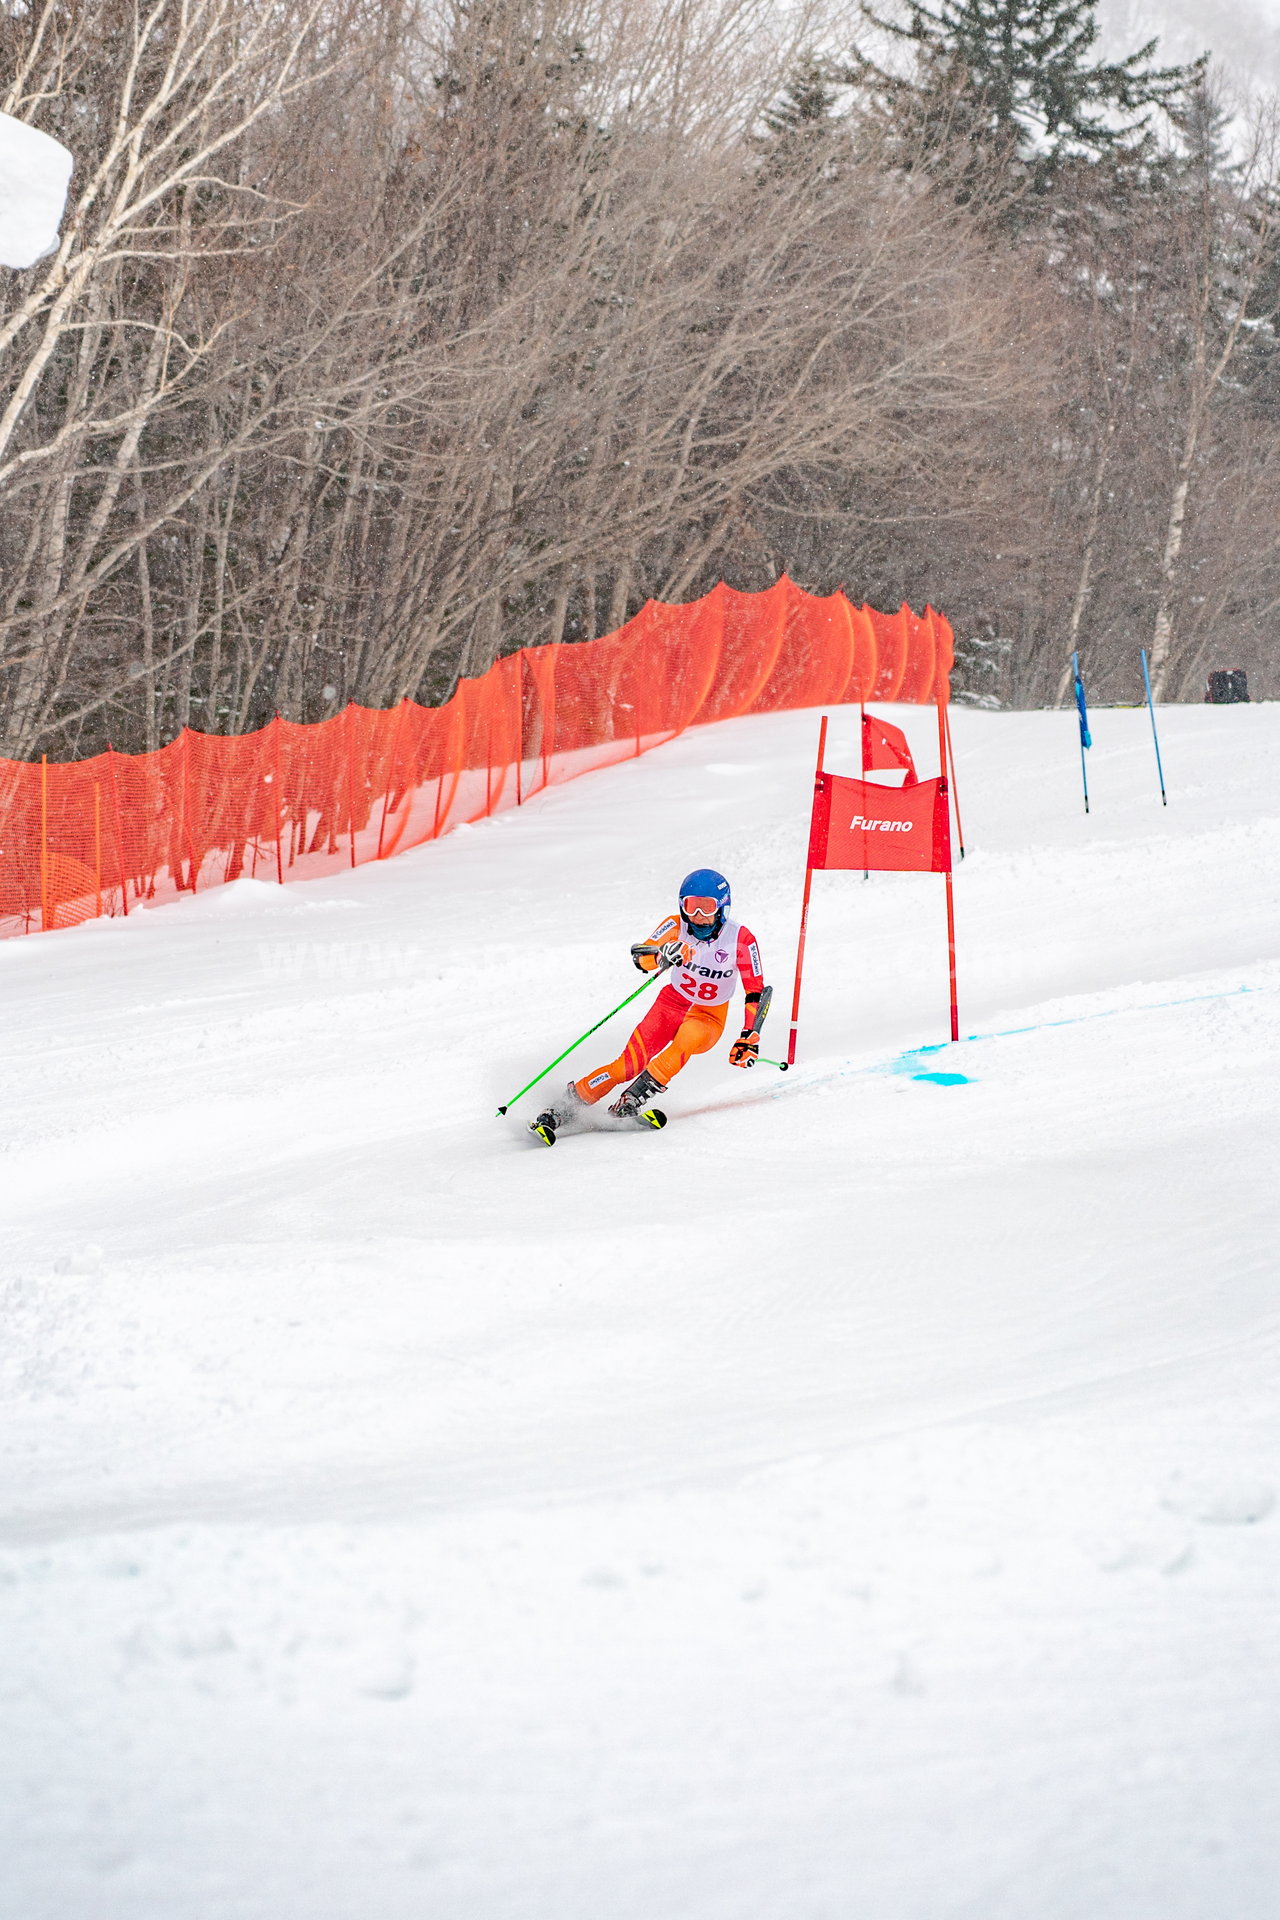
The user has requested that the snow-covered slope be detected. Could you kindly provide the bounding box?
[2,701,1278,1920]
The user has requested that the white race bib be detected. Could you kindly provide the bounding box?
[667,919,743,1007]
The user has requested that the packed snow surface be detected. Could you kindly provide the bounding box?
[2,701,1279,1919]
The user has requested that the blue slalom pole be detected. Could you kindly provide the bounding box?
[1139,647,1167,806]
[1072,651,1091,814]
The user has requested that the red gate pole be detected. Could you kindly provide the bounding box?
[859,700,868,881]
[935,693,959,1041]
[944,866,959,1043]
[942,699,965,859]
[787,714,828,1066]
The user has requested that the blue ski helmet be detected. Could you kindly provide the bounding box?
[678,867,730,942]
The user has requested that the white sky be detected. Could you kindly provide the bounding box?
[1099,0,1280,90]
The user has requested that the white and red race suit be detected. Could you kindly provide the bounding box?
[573,911,766,1104]
[646,913,765,1007]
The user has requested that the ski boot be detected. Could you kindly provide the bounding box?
[528,1081,586,1147]
[608,1069,668,1131]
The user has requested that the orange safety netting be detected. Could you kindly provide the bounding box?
[0,576,953,938]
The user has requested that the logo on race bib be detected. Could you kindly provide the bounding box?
[850,815,913,833]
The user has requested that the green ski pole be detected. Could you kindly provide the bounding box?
[497,965,668,1115]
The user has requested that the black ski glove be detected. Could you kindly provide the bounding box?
[631,940,683,972]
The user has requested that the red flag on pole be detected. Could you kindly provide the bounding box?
[808,773,949,874]
[788,703,958,1063]
[860,711,917,783]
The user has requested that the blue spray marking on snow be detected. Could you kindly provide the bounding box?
[772,981,1269,1102]
[955,981,1260,1048]
[882,982,1261,1068]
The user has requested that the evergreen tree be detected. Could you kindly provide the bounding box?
[763,58,842,142]
[855,0,1201,190]
[755,56,848,179]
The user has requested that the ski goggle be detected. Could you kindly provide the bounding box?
[681,894,721,923]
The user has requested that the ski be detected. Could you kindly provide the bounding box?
[526,1106,666,1146]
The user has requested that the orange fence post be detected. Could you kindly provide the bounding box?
[541,644,556,792]
[181,727,198,890]
[516,654,524,806]
[344,703,358,867]
[273,714,284,884]
[40,752,49,932]
[430,721,448,839]
[94,784,103,918]
[377,698,409,858]
[107,745,129,915]
[484,685,494,819]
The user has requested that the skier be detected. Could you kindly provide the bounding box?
[529,868,769,1144]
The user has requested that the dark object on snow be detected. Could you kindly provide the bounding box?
[1206,669,1249,704]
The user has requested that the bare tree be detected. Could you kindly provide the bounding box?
[0,0,382,753]
[12,0,1274,750]
[1146,88,1280,695]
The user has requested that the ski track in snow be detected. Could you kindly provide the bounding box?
[2,702,1279,1919]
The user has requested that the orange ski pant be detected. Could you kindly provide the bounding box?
[574,983,728,1104]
